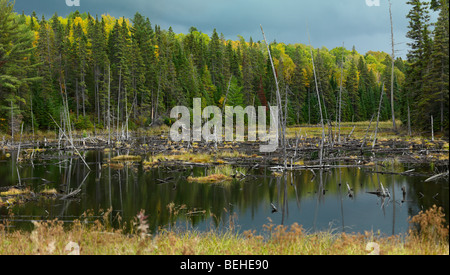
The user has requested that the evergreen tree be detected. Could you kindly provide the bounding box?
[423,0,449,132]
[208,29,223,89]
[314,49,335,121]
[345,57,360,121]
[405,0,433,130]
[131,13,155,120]
[3,6,438,135]
[0,0,37,132]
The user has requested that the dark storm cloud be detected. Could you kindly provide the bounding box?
[13,0,433,57]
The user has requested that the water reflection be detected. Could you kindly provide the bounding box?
[0,150,448,235]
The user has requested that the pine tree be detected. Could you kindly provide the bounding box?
[345,57,360,121]
[1,7,425,134]
[423,0,449,132]
[0,0,37,133]
[314,49,335,121]
[358,56,377,120]
[405,0,433,130]
[0,0,35,93]
[290,46,309,124]
[87,15,108,125]
[73,21,89,118]
[208,29,223,89]
[131,14,156,123]
[225,77,243,107]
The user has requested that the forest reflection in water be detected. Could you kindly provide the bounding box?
[0,150,448,235]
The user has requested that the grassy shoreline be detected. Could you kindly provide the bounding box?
[1,206,448,255]
[1,121,448,143]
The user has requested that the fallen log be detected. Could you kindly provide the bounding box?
[59,189,81,200]
[425,171,449,183]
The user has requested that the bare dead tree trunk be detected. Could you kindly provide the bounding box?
[124,88,128,140]
[17,123,23,162]
[153,71,162,125]
[28,95,34,144]
[361,113,375,151]
[50,114,91,171]
[261,25,284,152]
[96,66,101,126]
[407,101,412,136]
[389,0,397,131]
[338,43,344,144]
[307,29,326,166]
[117,67,122,141]
[431,115,434,142]
[221,75,233,118]
[440,66,444,132]
[75,79,79,119]
[10,100,14,144]
[373,85,385,151]
[108,64,111,145]
[81,74,86,117]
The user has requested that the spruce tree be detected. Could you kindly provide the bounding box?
[345,57,360,121]
[405,0,433,130]
[1,0,37,132]
[423,0,449,132]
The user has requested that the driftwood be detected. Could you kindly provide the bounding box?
[59,172,90,200]
[425,171,449,183]
[49,114,91,171]
[346,183,354,198]
[60,189,82,200]
[156,177,175,184]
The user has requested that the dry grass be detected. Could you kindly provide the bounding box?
[110,155,142,162]
[40,188,58,195]
[0,188,30,197]
[0,188,32,208]
[287,121,403,140]
[409,205,449,245]
[186,165,245,184]
[0,206,448,255]
[0,187,59,208]
[143,152,213,167]
[143,151,253,168]
[187,174,232,184]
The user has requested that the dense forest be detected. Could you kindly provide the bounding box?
[0,0,448,137]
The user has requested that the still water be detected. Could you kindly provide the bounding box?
[0,150,448,235]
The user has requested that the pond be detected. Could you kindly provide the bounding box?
[0,149,448,236]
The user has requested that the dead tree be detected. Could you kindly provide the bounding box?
[389,0,397,131]
[260,25,286,168]
[307,28,326,166]
[373,84,385,151]
[338,43,345,144]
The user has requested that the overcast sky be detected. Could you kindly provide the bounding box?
[12,0,438,58]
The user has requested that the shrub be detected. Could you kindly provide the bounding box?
[74,115,94,130]
[409,205,449,244]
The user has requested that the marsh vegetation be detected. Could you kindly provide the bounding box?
[0,0,449,255]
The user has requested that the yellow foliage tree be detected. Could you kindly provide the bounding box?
[273,43,296,82]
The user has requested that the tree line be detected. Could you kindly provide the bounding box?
[0,0,448,137]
